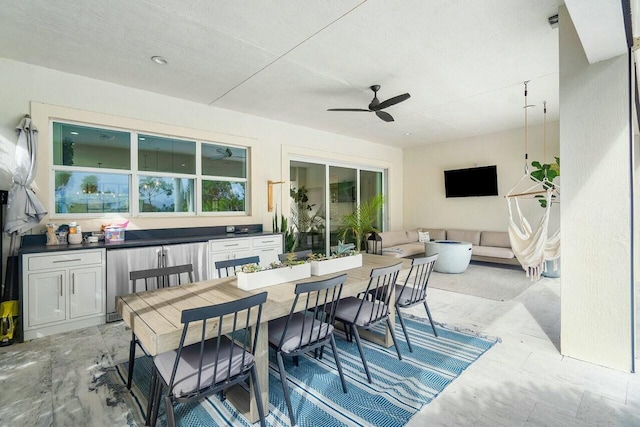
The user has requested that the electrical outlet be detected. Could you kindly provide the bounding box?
[226,225,235,233]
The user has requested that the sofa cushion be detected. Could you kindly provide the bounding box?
[406,230,419,242]
[419,228,446,240]
[379,231,411,248]
[446,229,481,246]
[480,231,511,248]
[382,242,425,258]
[473,246,515,259]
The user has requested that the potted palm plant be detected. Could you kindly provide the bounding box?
[339,194,384,252]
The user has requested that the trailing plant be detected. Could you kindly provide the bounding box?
[290,186,325,250]
[339,194,384,252]
[531,157,560,208]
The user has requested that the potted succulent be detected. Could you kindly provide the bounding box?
[308,241,362,276]
[339,194,384,252]
[236,256,311,290]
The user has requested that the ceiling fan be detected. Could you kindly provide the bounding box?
[209,147,233,160]
[327,85,411,122]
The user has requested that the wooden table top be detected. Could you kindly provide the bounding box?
[117,254,410,356]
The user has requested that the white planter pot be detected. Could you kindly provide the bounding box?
[236,263,311,290]
[310,254,363,276]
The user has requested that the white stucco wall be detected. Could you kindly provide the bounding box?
[559,6,634,371]
[403,122,560,233]
[0,58,403,275]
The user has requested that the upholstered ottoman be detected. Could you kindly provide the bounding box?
[425,240,472,273]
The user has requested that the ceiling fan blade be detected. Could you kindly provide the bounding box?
[373,93,411,111]
[327,108,371,112]
[375,111,394,122]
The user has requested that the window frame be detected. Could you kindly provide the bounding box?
[49,119,250,219]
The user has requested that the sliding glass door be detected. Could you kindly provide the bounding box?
[290,158,386,254]
[290,161,326,252]
[329,166,357,247]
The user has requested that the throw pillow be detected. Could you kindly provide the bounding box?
[418,231,430,242]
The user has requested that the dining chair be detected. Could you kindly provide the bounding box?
[147,292,268,427]
[214,256,260,277]
[395,254,439,352]
[332,262,403,383]
[277,249,312,262]
[268,274,348,425]
[127,264,194,390]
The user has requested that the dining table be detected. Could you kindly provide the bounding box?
[117,253,411,423]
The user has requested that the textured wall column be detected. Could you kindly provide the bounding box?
[559,6,633,370]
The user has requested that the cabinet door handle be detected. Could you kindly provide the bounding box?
[53,258,82,263]
[59,276,63,297]
[224,243,240,247]
[261,240,273,244]
[71,273,75,294]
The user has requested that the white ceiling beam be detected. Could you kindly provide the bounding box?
[565,0,627,63]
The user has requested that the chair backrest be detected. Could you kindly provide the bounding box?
[278,249,312,262]
[130,264,194,292]
[397,254,438,307]
[215,256,260,278]
[357,262,403,326]
[167,291,268,396]
[275,274,346,353]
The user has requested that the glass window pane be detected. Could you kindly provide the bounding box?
[138,134,195,174]
[54,171,129,214]
[53,122,130,169]
[360,170,384,231]
[329,166,357,247]
[201,144,246,178]
[290,161,326,252]
[138,176,194,213]
[202,180,246,212]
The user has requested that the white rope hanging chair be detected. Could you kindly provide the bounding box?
[506,83,560,280]
[507,185,560,279]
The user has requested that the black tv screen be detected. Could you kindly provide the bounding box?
[444,165,498,198]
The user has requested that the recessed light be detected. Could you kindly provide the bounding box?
[70,131,79,135]
[139,137,146,141]
[404,132,412,136]
[151,56,168,65]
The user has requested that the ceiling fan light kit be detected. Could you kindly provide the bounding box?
[328,85,410,122]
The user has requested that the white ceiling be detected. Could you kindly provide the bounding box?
[0,0,565,148]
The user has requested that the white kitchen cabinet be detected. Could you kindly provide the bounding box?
[208,235,283,278]
[23,249,106,340]
[26,270,66,326]
[69,266,104,319]
[252,235,283,266]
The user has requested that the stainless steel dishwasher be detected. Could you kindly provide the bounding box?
[105,242,208,322]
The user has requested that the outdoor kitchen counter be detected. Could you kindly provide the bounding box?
[19,225,278,254]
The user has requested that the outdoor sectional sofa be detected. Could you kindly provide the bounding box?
[372,228,520,266]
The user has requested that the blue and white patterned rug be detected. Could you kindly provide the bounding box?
[113,317,498,426]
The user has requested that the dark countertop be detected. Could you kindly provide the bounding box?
[20,225,280,255]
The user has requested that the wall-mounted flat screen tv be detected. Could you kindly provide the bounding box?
[444,165,498,198]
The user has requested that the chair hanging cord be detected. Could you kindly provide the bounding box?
[522,81,536,173]
[543,100,547,163]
